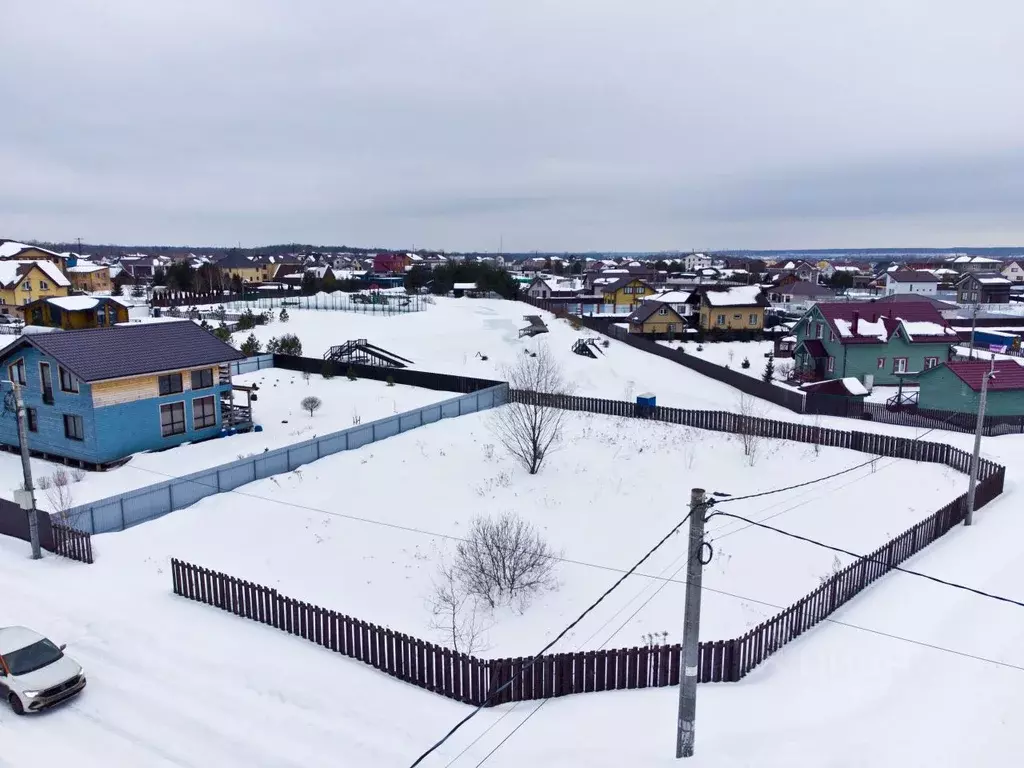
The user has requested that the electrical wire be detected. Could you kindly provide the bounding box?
[707,511,1024,610]
[407,508,696,767]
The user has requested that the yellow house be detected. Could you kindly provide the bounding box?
[216,252,276,285]
[627,300,689,338]
[0,261,71,315]
[601,277,656,312]
[19,296,129,329]
[0,240,64,267]
[66,263,113,293]
[698,286,767,331]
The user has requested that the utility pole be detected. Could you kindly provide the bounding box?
[969,303,978,361]
[965,360,996,526]
[10,381,41,559]
[676,488,708,758]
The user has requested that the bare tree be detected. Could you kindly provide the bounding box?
[45,469,75,522]
[428,559,492,655]
[735,394,765,466]
[301,396,322,417]
[453,512,559,611]
[490,344,571,475]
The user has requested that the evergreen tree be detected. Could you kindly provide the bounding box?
[279,307,289,322]
[240,333,262,356]
[763,353,775,383]
[213,322,232,342]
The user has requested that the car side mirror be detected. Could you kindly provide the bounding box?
[58,643,66,651]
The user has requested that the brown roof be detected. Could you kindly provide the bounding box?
[628,301,685,325]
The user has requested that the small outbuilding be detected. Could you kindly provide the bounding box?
[916,360,1024,416]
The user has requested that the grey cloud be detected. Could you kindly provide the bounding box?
[1,0,1023,250]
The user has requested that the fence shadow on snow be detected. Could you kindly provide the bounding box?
[170,389,1004,705]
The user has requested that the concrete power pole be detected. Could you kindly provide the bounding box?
[11,381,41,559]
[969,304,979,361]
[676,488,708,758]
[965,360,996,526]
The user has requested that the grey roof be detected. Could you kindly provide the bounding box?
[0,321,245,382]
[779,281,835,297]
[628,300,685,324]
[887,270,940,283]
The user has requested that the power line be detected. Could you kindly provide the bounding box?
[707,511,1024,610]
[467,566,1024,768]
[407,508,695,767]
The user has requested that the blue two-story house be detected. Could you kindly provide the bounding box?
[0,322,251,468]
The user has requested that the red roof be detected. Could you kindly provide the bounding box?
[943,360,1024,392]
[814,302,953,345]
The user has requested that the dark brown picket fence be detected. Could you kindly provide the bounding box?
[51,521,94,564]
[170,388,1005,705]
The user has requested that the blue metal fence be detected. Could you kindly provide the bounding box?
[67,384,508,534]
[229,355,274,376]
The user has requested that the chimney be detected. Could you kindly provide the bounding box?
[852,310,859,335]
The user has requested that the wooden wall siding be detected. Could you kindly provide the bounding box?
[92,366,218,407]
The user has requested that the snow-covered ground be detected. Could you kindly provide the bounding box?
[658,338,800,386]
[70,411,961,652]
[0,369,453,510]
[214,299,801,412]
[0,407,1008,768]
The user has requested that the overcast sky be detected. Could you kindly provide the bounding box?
[2,0,1022,251]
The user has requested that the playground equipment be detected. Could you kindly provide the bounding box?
[571,338,605,358]
[323,339,413,368]
[519,315,549,338]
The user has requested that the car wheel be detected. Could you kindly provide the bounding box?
[8,693,25,715]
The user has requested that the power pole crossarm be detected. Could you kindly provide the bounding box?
[676,488,708,758]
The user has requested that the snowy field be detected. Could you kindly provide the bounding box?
[0,369,453,510]
[657,338,800,387]
[213,299,801,413]
[73,410,962,653]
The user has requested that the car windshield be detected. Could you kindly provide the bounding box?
[4,639,63,676]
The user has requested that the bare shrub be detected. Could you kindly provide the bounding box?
[351,408,362,425]
[490,345,571,475]
[428,560,492,655]
[736,394,766,466]
[71,467,87,483]
[300,396,322,417]
[454,512,559,611]
[36,476,51,491]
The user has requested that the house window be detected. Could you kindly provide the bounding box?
[191,368,214,390]
[893,357,908,374]
[63,414,84,441]
[192,395,217,430]
[827,357,835,373]
[58,366,79,393]
[40,281,50,290]
[748,314,758,326]
[877,357,886,369]
[158,373,183,395]
[8,358,25,386]
[20,282,30,292]
[667,323,677,333]
[160,402,186,437]
[26,407,37,433]
[716,314,726,326]
[924,357,939,369]
[829,329,836,342]
[815,322,823,339]
[658,307,667,316]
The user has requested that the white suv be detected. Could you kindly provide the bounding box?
[0,626,86,714]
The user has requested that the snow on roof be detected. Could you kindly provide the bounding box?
[976,276,1012,285]
[453,282,477,290]
[651,290,691,303]
[66,263,108,274]
[898,320,957,340]
[942,360,1024,391]
[44,296,104,311]
[841,377,869,396]
[0,241,61,259]
[702,285,763,307]
[835,318,888,341]
[35,260,71,287]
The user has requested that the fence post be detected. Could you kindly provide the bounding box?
[119,498,126,531]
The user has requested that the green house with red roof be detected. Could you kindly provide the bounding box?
[917,360,1024,416]
[792,301,958,386]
